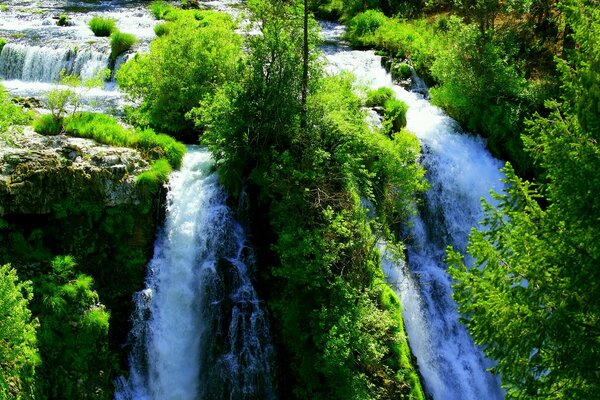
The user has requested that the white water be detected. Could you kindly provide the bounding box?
[0,0,156,113]
[321,24,505,400]
[115,147,276,400]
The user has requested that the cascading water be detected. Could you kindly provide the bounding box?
[115,147,276,400]
[0,0,156,113]
[0,43,110,82]
[321,23,505,400]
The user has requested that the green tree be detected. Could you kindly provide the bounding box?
[0,264,39,399]
[116,10,242,139]
[34,256,115,400]
[447,2,600,397]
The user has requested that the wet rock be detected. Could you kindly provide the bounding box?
[0,127,150,215]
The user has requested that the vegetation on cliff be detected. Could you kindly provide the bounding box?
[193,0,427,397]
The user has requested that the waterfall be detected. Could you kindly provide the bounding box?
[0,43,110,83]
[115,147,276,400]
[322,25,505,400]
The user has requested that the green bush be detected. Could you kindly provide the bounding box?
[57,13,69,26]
[0,38,6,53]
[393,62,412,80]
[117,10,242,136]
[136,158,172,193]
[63,112,185,168]
[383,98,408,132]
[150,1,174,19]
[1,83,33,141]
[33,114,62,135]
[88,16,116,37]
[154,22,171,36]
[345,10,387,45]
[365,86,395,107]
[110,31,137,60]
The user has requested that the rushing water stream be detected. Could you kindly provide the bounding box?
[321,23,505,400]
[115,147,276,400]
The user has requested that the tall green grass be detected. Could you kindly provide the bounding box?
[88,16,116,37]
[33,114,62,135]
[110,31,137,60]
[150,1,175,20]
[63,112,186,168]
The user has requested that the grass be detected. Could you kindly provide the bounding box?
[63,112,186,169]
[88,16,116,37]
[150,1,175,20]
[57,14,69,26]
[154,23,171,37]
[110,31,137,60]
[365,87,395,107]
[33,115,62,135]
[136,159,172,193]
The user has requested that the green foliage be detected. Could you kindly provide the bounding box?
[429,17,541,174]
[0,84,32,143]
[197,2,426,397]
[117,9,242,137]
[344,13,444,83]
[383,98,408,133]
[153,22,170,36]
[88,16,117,37]
[345,10,387,45]
[34,256,116,399]
[57,13,69,26]
[0,38,6,53]
[33,114,62,135]
[150,0,175,19]
[365,86,395,107]
[0,264,39,399]
[447,3,600,398]
[110,31,137,61]
[63,112,186,168]
[136,158,172,194]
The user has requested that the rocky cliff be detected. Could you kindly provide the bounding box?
[0,127,150,215]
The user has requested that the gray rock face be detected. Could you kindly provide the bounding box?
[0,128,150,215]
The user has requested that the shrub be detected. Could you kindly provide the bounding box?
[33,114,62,135]
[383,98,408,132]
[153,22,171,36]
[150,1,174,20]
[0,38,6,53]
[345,10,387,46]
[110,31,137,60]
[57,14,69,26]
[365,86,395,107]
[392,62,412,80]
[88,16,116,37]
[136,158,172,193]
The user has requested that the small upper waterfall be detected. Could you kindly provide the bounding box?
[115,147,276,400]
[321,23,505,400]
[0,43,110,82]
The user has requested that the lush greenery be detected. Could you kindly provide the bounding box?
[88,16,116,37]
[0,264,39,399]
[117,9,242,139]
[0,38,6,53]
[0,84,33,142]
[195,0,427,398]
[447,1,600,398]
[63,112,186,169]
[34,256,115,399]
[342,4,564,176]
[110,31,137,61]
